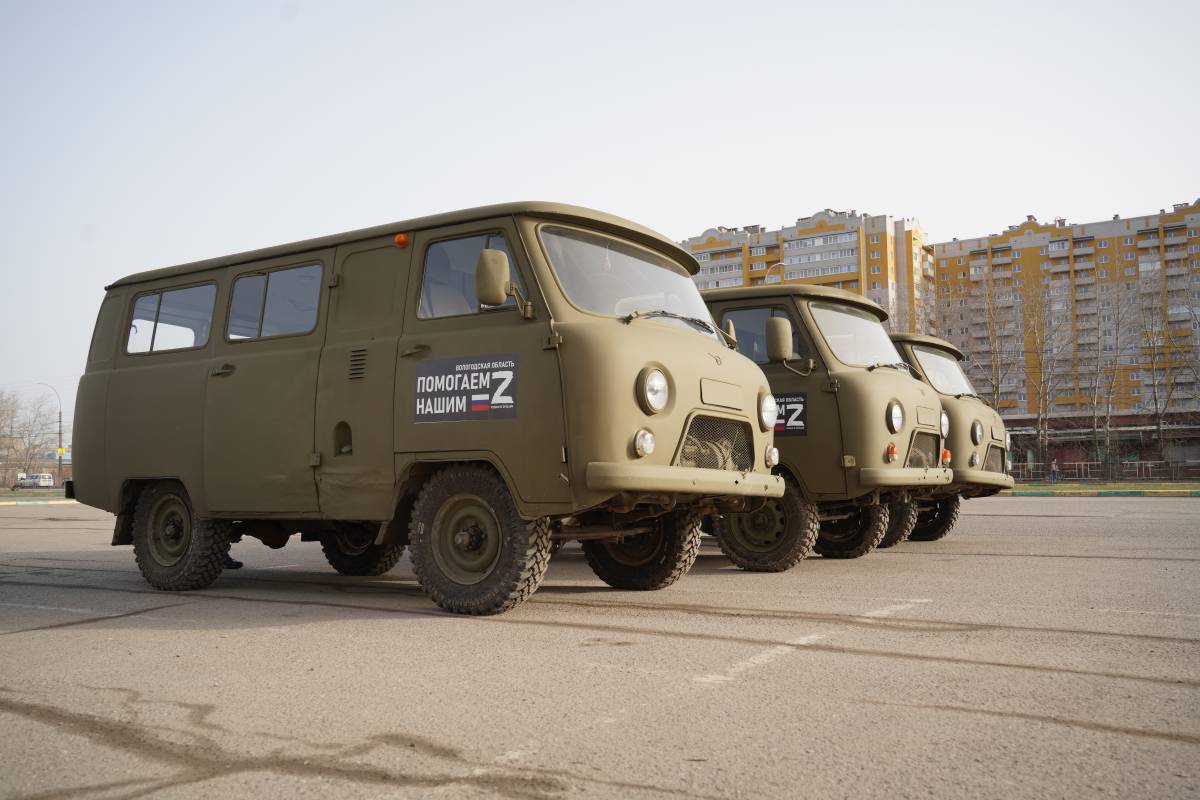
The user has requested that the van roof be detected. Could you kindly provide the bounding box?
[702,284,888,321]
[890,332,965,360]
[106,201,697,290]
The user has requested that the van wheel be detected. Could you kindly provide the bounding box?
[582,509,702,590]
[908,495,961,542]
[815,503,889,559]
[712,478,818,572]
[320,523,404,576]
[132,481,232,591]
[878,501,919,548]
[408,466,551,615]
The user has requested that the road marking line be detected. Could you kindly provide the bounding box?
[691,598,933,685]
[861,599,932,619]
[0,601,95,614]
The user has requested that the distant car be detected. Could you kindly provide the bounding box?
[10,474,54,490]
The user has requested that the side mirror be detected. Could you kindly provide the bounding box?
[723,319,737,345]
[766,317,794,363]
[475,249,510,307]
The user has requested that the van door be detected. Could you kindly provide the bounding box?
[313,235,411,519]
[394,218,569,511]
[715,301,846,497]
[203,251,332,514]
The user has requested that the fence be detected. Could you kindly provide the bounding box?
[1011,460,1200,482]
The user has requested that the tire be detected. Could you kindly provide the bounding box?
[582,509,702,590]
[319,523,404,576]
[132,481,232,591]
[712,477,818,572]
[815,503,889,559]
[908,495,961,542]
[878,501,919,549]
[408,466,551,615]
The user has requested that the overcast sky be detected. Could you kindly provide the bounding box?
[2,0,1197,430]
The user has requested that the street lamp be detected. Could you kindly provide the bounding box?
[37,383,62,485]
[763,261,785,285]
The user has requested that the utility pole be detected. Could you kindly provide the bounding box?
[37,383,62,484]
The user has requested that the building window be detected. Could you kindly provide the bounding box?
[1123,237,1134,245]
[871,280,881,289]
[957,258,965,265]
[1099,270,1108,278]
[957,271,966,279]
[871,265,881,274]
[1013,264,1021,272]
[870,251,880,259]
[1099,239,1109,248]
[1012,250,1021,259]
[750,246,766,256]
[1039,247,1047,255]
[1124,267,1135,276]
[1188,229,1199,237]
[1048,241,1068,252]
[1124,253,1134,261]
[869,234,880,244]
[1099,255,1109,264]
[696,253,710,262]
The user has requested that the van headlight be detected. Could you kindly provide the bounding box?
[971,420,984,445]
[940,411,950,438]
[633,429,656,458]
[638,368,669,414]
[887,401,904,434]
[759,392,778,432]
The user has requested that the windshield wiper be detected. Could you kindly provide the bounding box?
[867,361,911,374]
[623,309,716,335]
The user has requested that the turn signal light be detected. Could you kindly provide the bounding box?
[394,232,411,248]
[885,442,898,463]
[941,448,952,466]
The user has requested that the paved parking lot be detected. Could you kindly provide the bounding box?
[0,497,1197,799]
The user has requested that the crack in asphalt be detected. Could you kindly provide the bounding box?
[0,687,717,800]
[864,699,1200,745]
[0,576,1196,689]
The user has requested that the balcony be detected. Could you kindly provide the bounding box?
[1074,246,1094,256]
[1164,249,1187,261]
[1164,234,1187,246]
[1051,261,1071,273]
[1169,307,1194,321]
[1074,259,1094,270]
[1075,304,1097,316]
[1166,265,1188,277]
[1074,274,1095,286]
[970,258,988,268]
[992,254,1012,265]
[1138,237,1160,249]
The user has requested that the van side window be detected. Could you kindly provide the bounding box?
[125,284,217,354]
[722,307,802,363]
[227,264,322,340]
[418,233,525,319]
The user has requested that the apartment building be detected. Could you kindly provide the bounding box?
[931,200,1200,423]
[683,209,938,333]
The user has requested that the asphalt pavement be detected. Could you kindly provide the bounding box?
[0,497,1197,799]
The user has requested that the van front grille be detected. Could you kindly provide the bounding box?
[983,445,1005,473]
[676,416,754,472]
[906,432,940,469]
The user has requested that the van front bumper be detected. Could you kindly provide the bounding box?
[858,467,954,487]
[951,468,1015,490]
[586,463,785,498]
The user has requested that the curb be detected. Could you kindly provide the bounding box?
[1000,489,1200,497]
[0,499,79,507]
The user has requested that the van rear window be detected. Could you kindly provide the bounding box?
[228,264,321,339]
[126,284,217,354]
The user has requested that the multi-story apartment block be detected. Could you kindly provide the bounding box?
[683,209,938,334]
[931,200,1200,429]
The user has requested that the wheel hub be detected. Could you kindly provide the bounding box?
[431,494,502,586]
[727,499,786,552]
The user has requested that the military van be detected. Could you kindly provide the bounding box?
[73,202,783,615]
[702,285,952,570]
[889,333,1013,540]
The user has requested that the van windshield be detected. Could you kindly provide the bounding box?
[539,225,718,340]
[912,344,977,396]
[809,301,904,368]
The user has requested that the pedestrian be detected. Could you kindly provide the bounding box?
[1050,459,1060,483]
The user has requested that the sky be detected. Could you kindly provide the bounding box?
[1,0,1197,434]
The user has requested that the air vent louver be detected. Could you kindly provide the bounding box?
[348,348,367,381]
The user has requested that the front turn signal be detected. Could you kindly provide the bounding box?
[941,448,952,466]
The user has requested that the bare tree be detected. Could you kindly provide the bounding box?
[0,390,18,486]
[1023,278,1073,462]
[965,269,1023,407]
[1080,284,1138,465]
[1138,286,1179,461]
[11,394,55,478]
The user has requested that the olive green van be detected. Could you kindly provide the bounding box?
[703,285,952,570]
[890,333,1013,540]
[73,202,783,614]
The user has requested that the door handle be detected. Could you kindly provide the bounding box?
[211,363,236,377]
[401,344,429,358]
